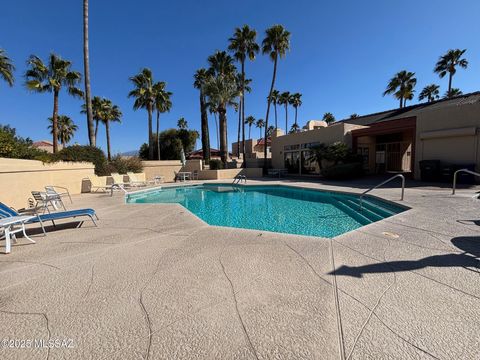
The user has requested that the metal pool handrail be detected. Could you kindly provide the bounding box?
[359,174,405,209]
[232,175,247,184]
[452,169,480,195]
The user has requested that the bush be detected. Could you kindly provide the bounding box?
[139,128,199,160]
[104,155,143,175]
[209,159,223,170]
[55,145,108,175]
[321,162,363,180]
[0,124,48,159]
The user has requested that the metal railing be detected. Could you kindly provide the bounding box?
[359,174,405,209]
[452,169,480,195]
[232,175,247,184]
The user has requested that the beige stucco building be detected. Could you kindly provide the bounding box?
[269,92,480,180]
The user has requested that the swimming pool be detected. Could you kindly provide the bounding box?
[126,184,406,238]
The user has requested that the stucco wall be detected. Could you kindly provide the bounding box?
[141,160,202,182]
[270,123,365,169]
[414,100,480,179]
[0,158,95,209]
[198,168,263,180]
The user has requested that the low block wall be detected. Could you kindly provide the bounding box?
[0,158,95,209]
[141,159,202,182]
[198,168,263,180]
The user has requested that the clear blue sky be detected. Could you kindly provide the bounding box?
[1,0,479,154]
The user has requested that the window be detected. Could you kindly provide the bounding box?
[284,152,300,174]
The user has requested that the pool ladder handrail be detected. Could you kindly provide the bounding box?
[359,174,405,210]
[452,168,480,195]
[232,175,247,184]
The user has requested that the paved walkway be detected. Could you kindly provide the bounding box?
[0,180,479,359]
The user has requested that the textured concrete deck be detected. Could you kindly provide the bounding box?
[1,179,479,359]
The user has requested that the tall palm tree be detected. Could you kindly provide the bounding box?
[83,0,95,147]
[383,70,417,108]
[278,91,291,131]
[234,75,251,158]
[256,118,265,139]
[291,93,302,126]
[207,102,220,150]
[208,51,236,78]
[228,25,259,164]
[194,68,212,162]
[245,115,255,139]
[268,89,280,129]
[444,88,462,99]
[262,25,291,168]
[323,112,335,125]
[418,84,440,102]
[25,53,83,153]
[177,117,188,130]
[289,123,300,134]
[153,81,172,160]
[81,95,103,142]
[205,75,239,166]
[48,115,78,147]
[128,68,156,159]
[0,49,15,87]
[100,99,122,161]
[434,49,468,94]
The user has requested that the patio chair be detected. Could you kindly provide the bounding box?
[32,190,66,211]
[45,185,72,203]
[0,201,98,228]
[127,172,154,187]
[192,170,199,180]
[111,173,130,187]
[86,176,113,193]
[0,214,41,254]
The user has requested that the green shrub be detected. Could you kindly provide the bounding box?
[55,145,108,175]
[105,155,143,174]
[0,124,48,159]
[209,159,223,170]
[139,128,199,160]
[321,162,363,180]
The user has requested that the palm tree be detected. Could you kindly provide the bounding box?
[323,112,335,125]
[268,89,280,129]
[177,117,188,130]
[0,49,15,87]
[245,115,255,139]
[235,75,252,159]
[262,25,291,168]
[256,118,265,139]
[350,113,359,119]
[444,88,462,99]
[403,86,415,107]
[278,91,291,131]
[100,99,122,161]
[266,125,275,137]
[83,0,95,147]
[194,68,212,162]
[434,49,468,94]
[208,51,236,78]
[207,102,220,149]
[81,95,103,142]
[25,53,83,153]
[205,75,239,166]
[228,25,259,164]
[383,70,417,108]
[418,84,440,102]
[48,115,78,147]
[153,81,172,160]
[128,68,156,159]
[289,123,300,134]
[291,93,302,126]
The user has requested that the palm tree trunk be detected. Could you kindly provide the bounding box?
[147,102,153,160]
[241,61,246,167]
[285,104,288,130]
[218,107,228,167]
[237,98,242,158]
[83,0,95,147]
[264,54,278,170]
[399,97,403,108]
[94,120,99,141]
[274,102,278,129]
[214,113,219,150]
[448,72,453,93]
[52,90,59,153]
[259,127,262,139]
[294,106,298,125]
[105,121,111,161]
[200,93,210,162]
[156,109,161,160]
[249,125,251,140]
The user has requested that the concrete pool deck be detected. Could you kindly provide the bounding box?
[1,179,479,359]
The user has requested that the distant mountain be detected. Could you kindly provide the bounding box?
[120,150,139,157]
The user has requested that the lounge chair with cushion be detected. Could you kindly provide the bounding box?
[126,172,153,187]
[110,173,131,187]
[87,176,113,192]
[0,202,98,228]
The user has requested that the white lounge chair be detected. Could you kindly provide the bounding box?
[45,185,72,203]
[110,173,130,187]
[126,172,154,187]
[86,176,113,192]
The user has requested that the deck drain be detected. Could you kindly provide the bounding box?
[382,232,399,238]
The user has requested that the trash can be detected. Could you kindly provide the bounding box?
[420,160,441,182]
[456,164,476,184]
[440,164,456,183]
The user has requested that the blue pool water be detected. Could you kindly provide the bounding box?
[126,184,406,238]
